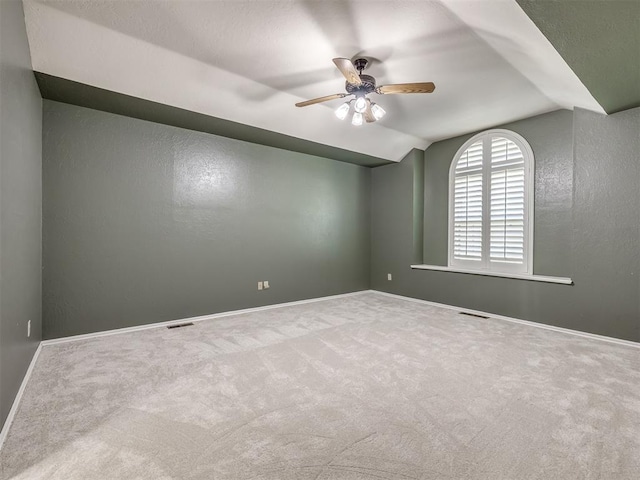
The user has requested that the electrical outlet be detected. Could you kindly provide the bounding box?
[263,281,270,289]
[27,320,31,338]
[258,281,263,291]
[387,273,392,281]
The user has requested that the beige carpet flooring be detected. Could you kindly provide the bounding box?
[1,292,639,479]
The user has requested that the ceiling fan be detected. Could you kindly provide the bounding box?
[295,57,435,126]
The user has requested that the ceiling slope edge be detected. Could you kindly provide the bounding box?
[35,72,393,168]
[441,0,605,115]
[516,0,640,114]
[23,1,427,162]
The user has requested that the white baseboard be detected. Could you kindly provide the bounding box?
[0,342,43,452]
[38,287,640,349]
[372,290,640,349]
[42,290,372,346]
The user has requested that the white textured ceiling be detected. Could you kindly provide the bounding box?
[23,0,604,162]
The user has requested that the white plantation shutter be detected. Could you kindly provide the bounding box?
[453,174,483,260]
[490,137,525,265]
[453,141,483,262]
[456,140,483,169]
[449,131,533,274]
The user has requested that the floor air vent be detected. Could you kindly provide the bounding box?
[167,322,194,329]
[459,312,489,319]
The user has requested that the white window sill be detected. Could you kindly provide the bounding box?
[410,264,573,285]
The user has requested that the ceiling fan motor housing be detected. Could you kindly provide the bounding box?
[346,74,376,95]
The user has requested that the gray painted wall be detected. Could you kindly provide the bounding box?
[371,150,416,286]
[517,0,640,114]
[0,0,43,428]
[43,101,371,339]
[372,108,640,342]
[571,107,640,341]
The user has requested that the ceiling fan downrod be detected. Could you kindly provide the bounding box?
[353,58,368,75]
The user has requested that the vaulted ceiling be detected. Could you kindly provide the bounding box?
[24,0,624,162]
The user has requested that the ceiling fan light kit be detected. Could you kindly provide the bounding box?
[353,96,367,113]
[335,101,351,120]
[295,57,435,126]
[371,102,386,120]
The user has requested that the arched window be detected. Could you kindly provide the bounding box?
[449,129,534,274]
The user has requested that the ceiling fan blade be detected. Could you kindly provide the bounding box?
[332,58,362,86]
[376,82,435,94]
[295,93,347,107]
[364,99,376,123]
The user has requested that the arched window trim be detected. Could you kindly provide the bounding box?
[448,129,535,275]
